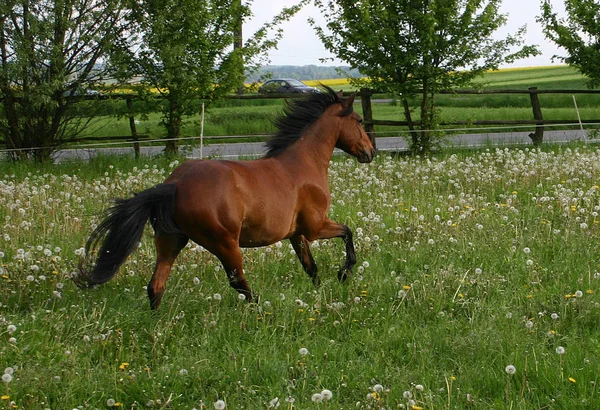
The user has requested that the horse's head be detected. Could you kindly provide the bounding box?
[334,93,375,163]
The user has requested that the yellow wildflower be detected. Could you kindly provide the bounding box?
[569,377,576,383]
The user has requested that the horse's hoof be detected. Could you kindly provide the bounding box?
[338,268,351,283]
[245,293,258,304]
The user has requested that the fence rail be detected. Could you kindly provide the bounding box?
[2,87,600,155]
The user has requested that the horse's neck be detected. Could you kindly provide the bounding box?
[279,121,339,172]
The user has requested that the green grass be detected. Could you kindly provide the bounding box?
[2,145,600,408]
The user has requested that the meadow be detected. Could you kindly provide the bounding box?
[2,143,600,409]
[78,65,600,145]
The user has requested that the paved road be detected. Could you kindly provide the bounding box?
[52,129,594,162]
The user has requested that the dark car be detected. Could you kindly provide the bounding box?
[258,78,320,95]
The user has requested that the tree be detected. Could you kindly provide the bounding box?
[311,0,539,154]
[539,0,600,88]
[0,0,128,161]
[122,0,306,154]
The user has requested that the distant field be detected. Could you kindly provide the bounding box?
[473,66,588,90]
[305,65,589,91]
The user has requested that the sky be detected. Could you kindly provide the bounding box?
[245,0,567,68]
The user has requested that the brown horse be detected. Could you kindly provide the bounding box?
[75,87,375,309]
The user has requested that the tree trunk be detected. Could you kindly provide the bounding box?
[401,97,418,153]
[165,96,181,155]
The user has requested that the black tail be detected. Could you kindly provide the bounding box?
[74,183,181,288]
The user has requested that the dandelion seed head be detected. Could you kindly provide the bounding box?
[311,393,323,403]
[505,365,516,375]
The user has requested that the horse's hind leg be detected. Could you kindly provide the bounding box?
[290,235,320,286]
[210,240,253,302]
[148,232,188,309]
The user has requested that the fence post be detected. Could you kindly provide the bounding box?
[528,87,544,145]
[360,88,376,149]
[126,97,140,159]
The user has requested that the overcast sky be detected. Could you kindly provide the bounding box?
[245,0,567,67]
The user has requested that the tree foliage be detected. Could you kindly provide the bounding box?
[311,0,539,154]
[120,0,305,154]
[0,0,128,161]
[539,0,600,88]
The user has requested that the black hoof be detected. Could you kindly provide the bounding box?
[338,268,351,283]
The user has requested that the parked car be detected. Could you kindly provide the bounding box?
[258,78,320,95]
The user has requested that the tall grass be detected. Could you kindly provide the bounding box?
[1,145,600,408]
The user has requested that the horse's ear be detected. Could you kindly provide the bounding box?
[339,93,355,116]
[336,90,344,99]
[343,93,356,106]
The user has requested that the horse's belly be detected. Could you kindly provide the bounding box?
[238,216,295,248]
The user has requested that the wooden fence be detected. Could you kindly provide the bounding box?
[2,88,600,157]
[358,87,600,147]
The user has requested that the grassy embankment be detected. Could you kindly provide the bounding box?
[80,65,599,146]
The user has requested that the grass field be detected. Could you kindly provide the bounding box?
[75,66,599,146]
[2,144,600,408]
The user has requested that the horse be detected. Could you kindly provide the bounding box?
[75,86,375,309]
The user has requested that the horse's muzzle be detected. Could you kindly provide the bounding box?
[358,148,375,163]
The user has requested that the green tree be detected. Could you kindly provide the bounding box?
[123,0,305,154]
[0,0,128,161]
[311,0,538,154]
[539,0,600,88]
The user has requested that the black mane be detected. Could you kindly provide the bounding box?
[264,86,347,158]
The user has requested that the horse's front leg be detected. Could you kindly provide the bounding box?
[310,219,357,282]
[290,234,320,286]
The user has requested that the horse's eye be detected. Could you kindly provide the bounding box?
[358,118,363,124]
